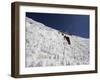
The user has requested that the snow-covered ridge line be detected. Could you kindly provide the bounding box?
[26,17,89,40]
[25,17,89,67]
[26,17,57,32]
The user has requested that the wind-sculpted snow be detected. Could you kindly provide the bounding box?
[25,17,90,67]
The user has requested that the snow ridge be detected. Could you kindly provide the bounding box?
[25,17,89,67]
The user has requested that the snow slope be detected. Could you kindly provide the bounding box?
[25,17,90,67]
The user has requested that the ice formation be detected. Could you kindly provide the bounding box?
[25,17,90,67]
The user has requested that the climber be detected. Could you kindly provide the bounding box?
[64,36,71,45]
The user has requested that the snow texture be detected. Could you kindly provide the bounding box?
[25,17,90,67]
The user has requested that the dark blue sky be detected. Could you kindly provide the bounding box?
[26,12,89,38]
